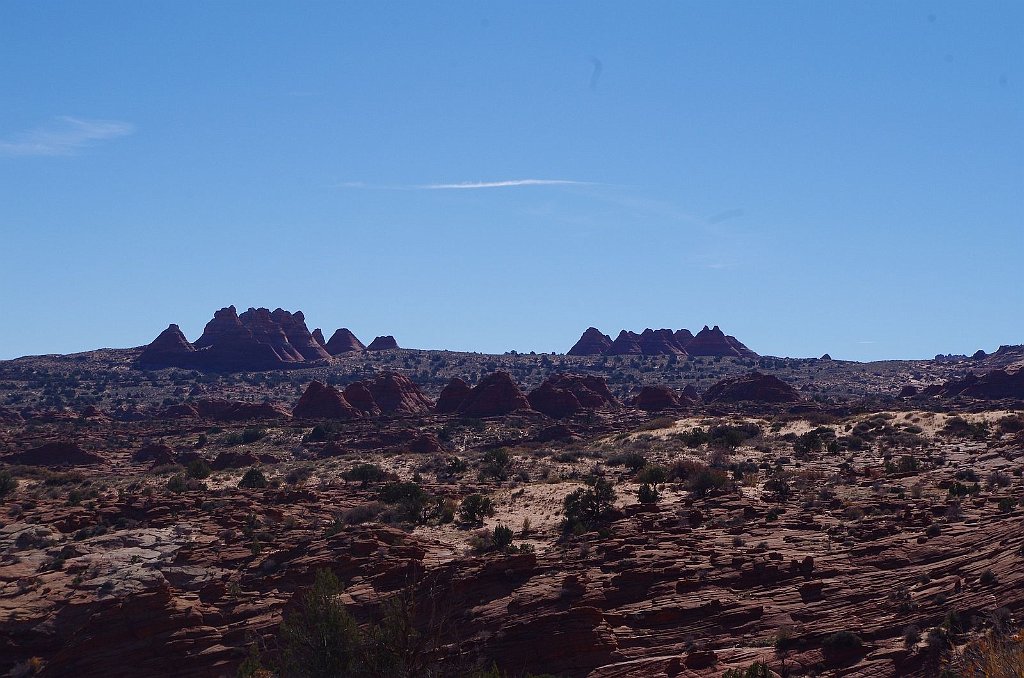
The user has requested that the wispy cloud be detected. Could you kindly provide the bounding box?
[0,116,135,157]
[339,179,594,190]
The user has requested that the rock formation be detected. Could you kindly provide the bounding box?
[292,381,360,419]
[342,382,382,417]
[606,330,644,356]
[702,371,802,403]
[926,368,1024,400]
[325,328,366,354]
[637,328,687,355]
[458,372,532,417]
[139,306,334,371]
[634,385,684,411]
[436,377,473,414]
[311,328,327,347]
[567,328,613,356]
[3,442,103,466]
[366,335,399,351]
[366,373,433,415]
[192,399,290,421]
[685,325,742,357]
[673,328,695,348]
[527,381,583,418]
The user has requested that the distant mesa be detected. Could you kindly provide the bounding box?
[702,371,802,404]
[325,328,366,355]
[366,335,399,351]
[567,327,613,356]
[567,324,757,358]
[137,306,391,371]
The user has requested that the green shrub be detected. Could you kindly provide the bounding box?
[562,478,616,533]
[637,483,659,504]
[278,569,361,676]
[238,468,268,489]
[343,463,386,485]
[687,468,728,497]
[0,470,17,499]
[187,459,212,479]
[636,464,667,484]
[241,427,267,444]
[459,494,496,524]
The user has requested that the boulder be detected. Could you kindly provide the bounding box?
[567,327,613,356]
[458,372,532,417]
[293,381,360,419]
[132,443,176,465]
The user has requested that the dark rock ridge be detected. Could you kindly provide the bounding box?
[311,328,327,347]
[292,381,360,419]
[702,371,802,404]
[568,325,757,358]
[324,328,365,355]
[365,373,432,415]
[634,385,693,411]
[139,306,336,371]
[567,327,613,356]
[342,382,382,417]
[3,442,103,466]
[366,335,399,351]
[922,368,1024,400]
[458,371,532,417]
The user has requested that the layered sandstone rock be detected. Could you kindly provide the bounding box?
[366,335,399,351]
[3,442,103,466]
[567,327,613,356]
[606,330,644,356]
[435,377,473,414]
[292,381,360,419]
[366,373,433,415]
[325,328,366,354]
[637,328,687,356]
[703,371,802,403]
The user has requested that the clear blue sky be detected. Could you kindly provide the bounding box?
[1,2,1021,361]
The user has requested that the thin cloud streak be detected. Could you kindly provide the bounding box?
[0,116,135,156]
[338,179,595,190]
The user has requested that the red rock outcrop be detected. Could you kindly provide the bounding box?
[458,372,532,417]
[637,328,687,355]
[311,328,327,348]
[325,328,366,354]
[366,335,399,351]
[367,373,433,415]
[634,385,685,411]
[703,371,802,403]
[270,309,331,361]
[237,307,304,362]
[435,377,472,414]
[685,325,742,357]
[527,381,583,418]
[528,373,618,418]
[568,327,613,356]
[132,443,176,465]
[725,334,758,358]
[3,442,103,466]
[606,330,643,356]
[673,328,695,348]
[292,381,360,419]
[137,324,196,366]
[342,382,382,417]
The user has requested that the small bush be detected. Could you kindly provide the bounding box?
[238,468,268,489]
[562,477,616,533]
[637,483,659,504]
[459,493,496,524]
[187,459,211,480]
[343,463,387,485]
[0,470,17,498]
[688,468,728,497]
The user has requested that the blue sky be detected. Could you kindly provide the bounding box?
[1,2,1021,361]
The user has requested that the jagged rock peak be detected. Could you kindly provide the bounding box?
[567,327,613,356]
[325,328,366,355]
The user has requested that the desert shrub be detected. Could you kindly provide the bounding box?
[238,468,268,489]
[459,494,495,524]
[343,463,386,485]
[606,451,647,471]
[980,569,997,586]
[722,661,771,678]
[996,414,1024,434]
[940,417,989,440]
[0,470,17,498]
[278,569,361,676]
[167,474,189,493]
[677,427,709,448]
[286,466,313,485]
[903,625,922,647]
[636,464,667,484]
[304,422,344,442]
[709,423,761,449]
[337,502,386,527]
[241,427,267,444]
[667,458,706,482]
[562,478,616,533]
[998,497,1017,513]
[637,483,659,504]
[688,468,728,497]
[986,470,1012,489]
[491,525,514,551]
[187,459,211,479]
[926,523,942,537]
[822,630,863,658]
[948,481,980,498]
[479,448,512,481]
[378,482,429,524]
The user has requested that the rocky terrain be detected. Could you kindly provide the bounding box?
[1,312,1023,677]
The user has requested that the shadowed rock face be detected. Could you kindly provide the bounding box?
[2,442,103,466]
[436,377,472,414]
[458,371,532,417]
[527,381,582,418]
[137,325,196,365]
[567,327,613,356]
[292,381,360,419]
[925,368,1024,400]
[325,328,365,355]
[270,309,331,362]
[674,328,695,348]
[703,371,802,403]
[343,382,382,417]
[366,335,399,351]
[366,373,433,415]
[686,325,742,357]
[311,328,327,348]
